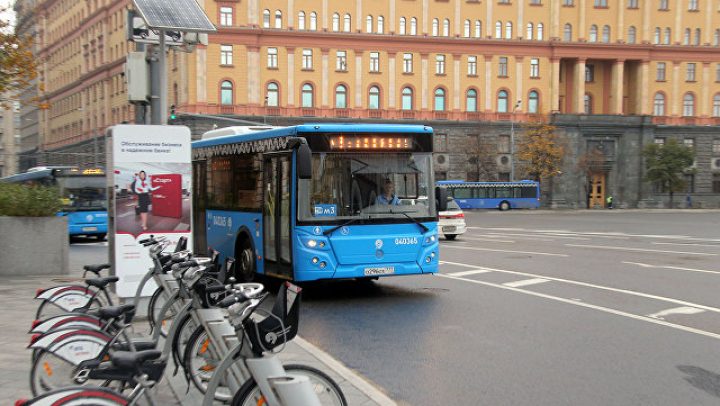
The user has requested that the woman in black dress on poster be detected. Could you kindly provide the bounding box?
[134,171,161,230]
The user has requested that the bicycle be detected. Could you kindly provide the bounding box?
[34,263,115,320]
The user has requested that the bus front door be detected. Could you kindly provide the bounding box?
[263,154,293,279]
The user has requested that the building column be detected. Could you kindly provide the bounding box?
[287,0,294,29]
[421,53,429,110]
[611,59,624,114]
[321,48,329,108]
[672,60,680,116]
[247,45,261,105]
[453,54,461,111]
[286,47,295,107]
[549,0,560,40]
[642,0,651,43]
[388,52,396,109]
[550,57,561,113]
[355,50,364,108]
[515,56,524,111]
[578,0,586,42]
[484,55,493,112]
[574,58,586,113]
[196,46,207,103]
[639,59,650,115]
[701,61,711,117]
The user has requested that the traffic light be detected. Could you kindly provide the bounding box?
[169,104,176,120]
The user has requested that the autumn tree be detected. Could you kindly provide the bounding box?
[641,138,695,208]
[0,6,40,108]
[516,115,567,182]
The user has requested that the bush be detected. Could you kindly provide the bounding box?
[0,183,63,216]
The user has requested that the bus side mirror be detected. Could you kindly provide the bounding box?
[435,187,448,212]
[288,137,312,180]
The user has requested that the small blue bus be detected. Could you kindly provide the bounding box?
[1,167,108,238]
[437,180,540,211]
[192,124,447,282]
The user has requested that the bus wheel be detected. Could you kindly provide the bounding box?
[237,239,256,282]
[499,201,511,211]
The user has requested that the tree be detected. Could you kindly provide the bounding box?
[640,138,694,208]
[516,115,567,182]
[467,135,498,181]
[0,6,40,108]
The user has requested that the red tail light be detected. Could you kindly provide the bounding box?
[441,213,465,218]
[30,334,41,345]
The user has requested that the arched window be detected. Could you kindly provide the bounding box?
[466,89,477,112]
[654,27,660,44]
[715,29,720,46]
[528,90,539,113]
[266,83,279,107]
[602,25,610,42]
[399,17,406,35]
[220,80,233,105]
[537,23,544,40]
[694,28,700,45]
[301,83,314,107]
[590,25,598,42]
[495,21,502,38]
[402,87,413,110]
[475,20,482,38]
[683,93,695,117]
[584,93,593,114]
[664,28,671,44]
[713,94,720,117]
[497,90,508,112]
[410,18,417,35]
[369,86,381,109]
[432,18,439,36]
[344,14,351,32]
[366,15,373,33]
[434,88,446,111]
[464,20,471,37]
[684,28,690,45]
[527,23,533,40]
[564,24,572,41]
[653,93,666,116]
[505,21,513,39]
[628,26,636,44]
[310,12,317,30]
[335,85,347,108]
[275,10,282,28]
[443,19,450,36]
[377,16,384,34]
[332,13,340,32]
[298,11,306,30]
[263,9,270,28]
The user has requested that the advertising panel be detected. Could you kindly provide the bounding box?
[107,125,192,298]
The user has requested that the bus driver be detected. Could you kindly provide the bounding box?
[375,179,402,205]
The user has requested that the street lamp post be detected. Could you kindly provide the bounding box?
[510,99,522,182]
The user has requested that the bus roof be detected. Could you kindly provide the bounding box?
[193,123,434,149]
[0,169,54,183]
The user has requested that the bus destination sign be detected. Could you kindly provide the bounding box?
[329,136,412,150]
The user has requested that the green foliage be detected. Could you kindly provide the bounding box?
[0,183,63,216]
[641,138,695,193]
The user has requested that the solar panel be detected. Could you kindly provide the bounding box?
[132,0,216,32]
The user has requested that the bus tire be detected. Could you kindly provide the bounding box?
[237,237,256,282]
[499,201,511,211]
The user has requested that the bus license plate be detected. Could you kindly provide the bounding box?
[82,227,98,232]
[364,267,395,276]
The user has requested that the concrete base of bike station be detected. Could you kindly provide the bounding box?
[1,267,396,406]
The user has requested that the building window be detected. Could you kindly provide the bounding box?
[659,0,668,9]
[366,15,373,33]
[369,52,380,72]
[495,21,502,38]
[713,174,720,194]
[464,20,471,37]
[530,58,539,77]
[333,13,340,32]
[468,56,477,75]
[467,89,477,112]
[310,12,317,30]
[713,94,720,117]
[657,62,666,81]
[602,25,610,42]
[563,0,574,4]
[433,18,439,36]
[298,11,306,29]
[687,63,696,81]
[266,82,279,107]
[275,10,282,28]
[654,27,661,44]
[537,23,544,40]
[220,45,233,66]
[505,22,513,39]
[585,65,595,82]
[221,80,233,105]
[220,7,233,26]
[263,9,270,28]
[344,14,351,32]
[267,47,278,68]
[712,139,720,154]
[403,53,413,73]
[717,63,720,82]
[688,0,698,10]
[443,19,450,36]
[694,28,701,45]
[715,29,719,46]
[335,85,347,108]
[683,93,695,116]
[628,0,638,7]
[564,24,572,41]
[499,57,508,76]
[497,90,509,112]
[653,93,666,116]
[684,28,691,45]
[654,137,665,145]
[301,83,314,107]
[584,93,593,114]
[475,20,482,38]
[336,50,347,71]
[590,25,598,42]
[684,138,695,153]
[595,0,607,5]
[402,87,413,110]
[399,17,406,35]
[378,16,385,34]
[684,174,694,193]
[436,55,446,75]
[302,49,313,70]
[499,135,510,153]
[528,90,539,113]
[434,88,446,111]
[411,18,417,35]
[628,26,636,43]
[369,86,380,109]
[435,134,448,152]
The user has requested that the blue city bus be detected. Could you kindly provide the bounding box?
[191,124,447,282]
[1,167,108,238]
[437,180,540,211]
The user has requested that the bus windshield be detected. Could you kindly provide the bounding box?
[56,176,107,211]
[298,152,435,222]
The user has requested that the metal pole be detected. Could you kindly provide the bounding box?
[510,100,521,182]
[159,30,168,125]
[149,43,162,125]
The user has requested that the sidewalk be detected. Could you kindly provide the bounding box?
[0,266,396,406]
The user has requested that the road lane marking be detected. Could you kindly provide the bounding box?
[440,245,568,257]
[652,242,720,248]
[622,262,720,276]
[503,278,550,288]
[459,235,516,243]
[565,244,717,256]
[436,273,720,341]
[447,269,494,277]
[647,306,706,320]
[439,260,720,314]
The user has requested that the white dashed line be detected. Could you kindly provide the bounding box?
[503,278,550,288]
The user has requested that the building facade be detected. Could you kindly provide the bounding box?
[25,0,720,207]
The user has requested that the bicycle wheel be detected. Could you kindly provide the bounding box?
[147,286,175,337]
[24,387,131,406]
[230,364,347,406]
[183,325,232,401]
[30,350,83,396]
[36,296,104,321]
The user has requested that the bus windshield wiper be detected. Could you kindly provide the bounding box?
[399,211,429,234]
[323,218,360,236]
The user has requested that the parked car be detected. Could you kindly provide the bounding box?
[438,198,467,240]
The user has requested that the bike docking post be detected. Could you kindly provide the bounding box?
[246,357,323,406]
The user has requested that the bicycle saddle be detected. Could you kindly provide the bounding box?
[97,304,135,320]
[111,349,163,369]
[86,276,120,288]
[83,263,111,275]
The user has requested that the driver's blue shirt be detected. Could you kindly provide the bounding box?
[376,194,401,205]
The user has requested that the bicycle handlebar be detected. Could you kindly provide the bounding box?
[217,292,249,308]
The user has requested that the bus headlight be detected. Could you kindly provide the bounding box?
[319,262,326,268]
[318,241,325,248]
[426,256,432,263]
[431,252,436,258]
[312,257,319,264]
[308,240,317,248]
[426,235,436,243]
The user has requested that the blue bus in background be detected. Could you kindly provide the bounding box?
[192,124,447,282]
[1,167,108,239]
[437,180,540,211]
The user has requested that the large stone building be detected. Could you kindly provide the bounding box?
[26,0,720,207]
